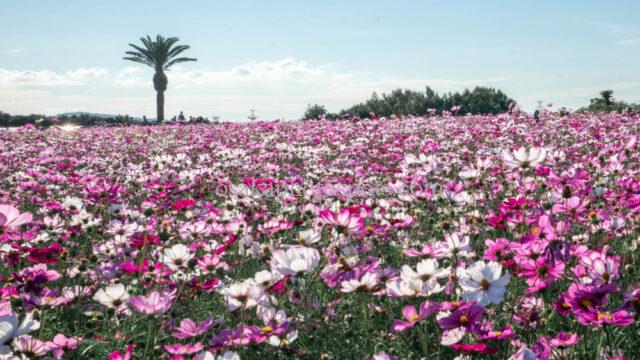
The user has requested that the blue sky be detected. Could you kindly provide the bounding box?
[1,0,639,120]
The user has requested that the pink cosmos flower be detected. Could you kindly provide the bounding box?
[129,291,173,315]
[319,207,364,235]
[0,204,33,230]
[365,352,397,360]
[519,256,564,293]
[164,342,205,355]
[47,333,81,359]
[12,335,50,356]
[109,343,134,360]
[172,318,214,339]
[403,243,448,259]
[452,342,497,355]
[552,196,589,222]
[391,301,439,333]
[549,332,579,348]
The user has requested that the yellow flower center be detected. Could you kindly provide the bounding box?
[531,226,541,236]
[261,326,274,333]
[408,314,421,322]
[480,279,491,290]
[580,299,593,309]
[459,315,469,325]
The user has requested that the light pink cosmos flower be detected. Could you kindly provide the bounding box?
[47,333,81,359]
[0,205,33,230]
[12,335,50,357]
[391,301,439,333]
[164,341,205,355]
[502,147,546,169]
[220,282,266,311]
[129,291,173,315]
[172,318,215,339]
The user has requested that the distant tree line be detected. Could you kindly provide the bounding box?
[0,111,213,128]
[304,87,640,120]
[304,86,516,120]
[0,112,139,128]
[578,90,640,113]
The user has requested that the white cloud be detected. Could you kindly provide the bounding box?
[7,48,24,54]
[115,67,150,87]
[0,58,510,119]
[0,67,108,87]
[114,57,342,88]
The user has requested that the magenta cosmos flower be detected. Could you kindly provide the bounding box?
[319,207,364,235]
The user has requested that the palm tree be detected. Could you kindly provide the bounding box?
[123,35,196,122]
[599,90,614,105]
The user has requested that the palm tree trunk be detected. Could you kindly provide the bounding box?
[156,90,164,122]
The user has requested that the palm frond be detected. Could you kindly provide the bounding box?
[123,34,196,70]
[122,56,152,66]
[164,57,197,70]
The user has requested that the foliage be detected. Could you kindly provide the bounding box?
[0,112,139,128]
[340,86,515,118]
[302,104,327,120]
[580,90,640,113]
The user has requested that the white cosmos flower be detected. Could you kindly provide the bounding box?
[459,261,510,306]
[297,229,321,246]
[162,244,194,270]
[268,330,298,347]
[401,259,449,284]
[196,350,240,360]
[250,270,281,288]
[0,312,40,355]
[508,347,537,360]
[386,277,443,297]
[443,233,474,258]
[459,169,480,179]
[93,284,130,310]
[502,147,546,169]
[440,327,467,345]
[220,282,265,311]
[218,351,241,360]
[270,246,320,277]
[61,196,84,212]
[340,272,380,293]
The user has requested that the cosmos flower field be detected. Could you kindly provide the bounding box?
[1,110,640,359]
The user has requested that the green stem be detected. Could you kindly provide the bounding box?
[142,317,157,360]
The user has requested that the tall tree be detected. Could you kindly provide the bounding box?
[123,35,196,122]
[599,90,614,105]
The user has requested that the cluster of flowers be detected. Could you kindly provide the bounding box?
[0,108,639,359]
